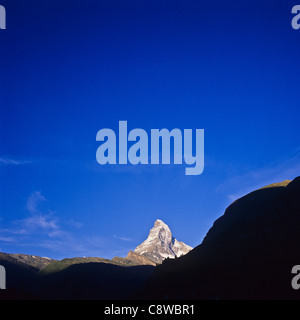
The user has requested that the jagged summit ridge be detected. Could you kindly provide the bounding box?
[134,219,192,264]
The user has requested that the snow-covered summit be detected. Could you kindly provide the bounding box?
[134,219,192,264]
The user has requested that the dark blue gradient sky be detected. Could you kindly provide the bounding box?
[0,0,299,259]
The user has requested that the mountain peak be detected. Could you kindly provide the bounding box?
[154,219,168,228]
[134,219,192,264]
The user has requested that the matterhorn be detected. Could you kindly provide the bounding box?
[133,219,192,264]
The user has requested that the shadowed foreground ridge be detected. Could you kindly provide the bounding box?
[138,176,300,300]
[0,255,155,300]
[1,177,300,300]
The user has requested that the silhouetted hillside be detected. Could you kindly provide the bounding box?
[0,253,39,299]
[38,262,154,300]
[2,177,300,300]
[0,253,154,300]
[138,176,300,300]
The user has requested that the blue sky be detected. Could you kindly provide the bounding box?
[0,0,299,259]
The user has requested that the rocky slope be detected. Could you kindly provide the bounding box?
[134,219,192,264]
[2,253,55,271]
[112,251,156,266]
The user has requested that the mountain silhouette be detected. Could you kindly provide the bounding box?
[38,263,154,300]
[138,176,300,300]
[1,177,300,300]
[0,219,193,299]
[0,253,155,300]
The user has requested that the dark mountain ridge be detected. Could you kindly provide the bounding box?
[1,177,300,299]
[138,176,300,299]
[0,252,155,300]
